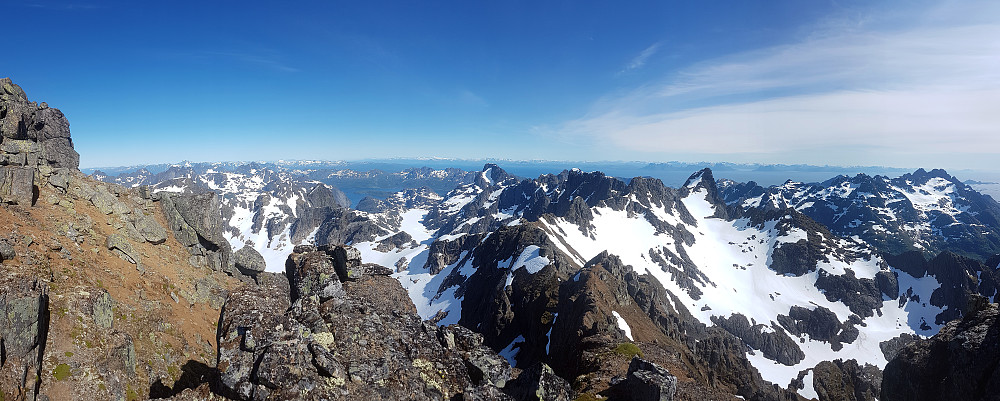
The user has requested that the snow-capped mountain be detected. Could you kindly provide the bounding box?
[94,160,1000,399]
[310,164,1000,399]
[719,168,1000,260]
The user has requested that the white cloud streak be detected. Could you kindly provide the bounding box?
[620,42,661,74]
[556,1,1000,169]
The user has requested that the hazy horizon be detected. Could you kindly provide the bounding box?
[80,157,1000,200]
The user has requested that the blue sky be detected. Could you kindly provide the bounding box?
[5,0,998,170]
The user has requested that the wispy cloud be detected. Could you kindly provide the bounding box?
[553,1,1000,169]
[619,42,661,74]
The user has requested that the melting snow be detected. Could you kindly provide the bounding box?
[155,185,185,193]
[511,245,550,274]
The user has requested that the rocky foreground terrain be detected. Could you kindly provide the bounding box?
[5,76,1000,401]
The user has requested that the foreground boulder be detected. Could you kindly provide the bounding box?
[503,362,574,401]
[0,166,34,205]
[215,244,511,400]
[626,357,678,401]
[881,299,1000,401]
[233,245,266,278]
[159,192,236,276]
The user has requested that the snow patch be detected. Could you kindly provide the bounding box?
[511,245,551,274]
[500,335,525,367]
[612,311,633,341]
[799,369,819,400]
[546,313,559,354]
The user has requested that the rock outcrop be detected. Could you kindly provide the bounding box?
[503,362,573,401]
[0,79,243,401]
[625,357,678,401]
[881,300,1000,401]
[0,77,81,207]
[1,77,79,171]
[233,245,266,279]
[807,359,881,401]
[159,192,237,277]
[216,244,513,400]
[0,271,49,401]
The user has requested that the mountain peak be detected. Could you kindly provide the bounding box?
[903,168,959,184]
[477,163,515,187]
[682,168,731,218]
[683,168,715,189]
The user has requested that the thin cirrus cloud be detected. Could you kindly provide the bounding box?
[619,42,661,74]
[555,2,1000,169]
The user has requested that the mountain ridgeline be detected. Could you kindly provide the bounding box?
[96,154,1000,400]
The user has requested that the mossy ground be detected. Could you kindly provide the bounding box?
[611,342,643,359]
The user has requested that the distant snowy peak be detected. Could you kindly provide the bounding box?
[721,168,1000,259]
[476,163,518,187]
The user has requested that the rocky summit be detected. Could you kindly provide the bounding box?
[5,77,1000,401]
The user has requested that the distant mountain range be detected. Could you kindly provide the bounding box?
[93,159,1000,399]
[87,158,1000,201]
[719,168,1000,260]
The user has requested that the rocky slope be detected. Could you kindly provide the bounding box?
[0,78,246,401]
